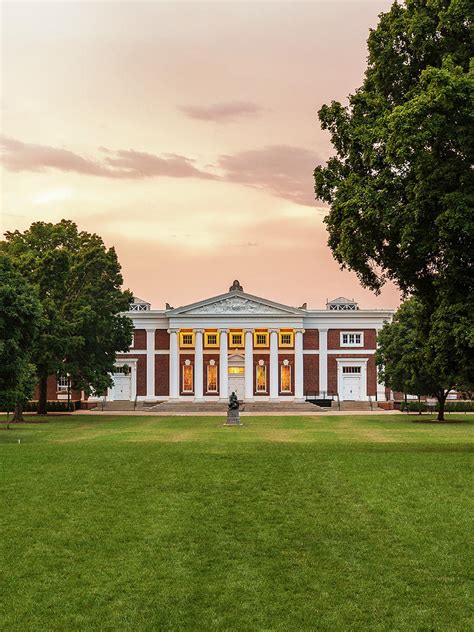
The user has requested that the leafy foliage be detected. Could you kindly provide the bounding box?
[314,0,473,298]
[376,296,473,419]
[1,220,133,408]
[0,254,41,411]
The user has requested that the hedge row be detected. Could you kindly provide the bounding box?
[400,401,474,413]
[0,401,80,413]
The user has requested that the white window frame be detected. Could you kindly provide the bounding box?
[207,364,218,392]
[57,375,69,392]
[182,364,194,393]
[256,364,267,393]
[340,331,364,347]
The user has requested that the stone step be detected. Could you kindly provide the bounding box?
[338,401,375,411]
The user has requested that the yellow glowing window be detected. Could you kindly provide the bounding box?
[207,365,217,391]
[279,331,294,347]
[228,366,244,375]
[230,332,244,348]
[180,332,195,348]
[183,365,193,392]
[254,331,269,347]
[256,365,267,392]
[281,365,291,392]
[205,332,219,347]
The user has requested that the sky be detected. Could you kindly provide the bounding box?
[1,0,400,310]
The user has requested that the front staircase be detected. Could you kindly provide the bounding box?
[338,400,375,411]
[146,400,321,414]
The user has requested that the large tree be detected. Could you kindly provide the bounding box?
[314,0,473,299]
[0,254,41,421]
[1,220,133,414]
[376,297,472,420]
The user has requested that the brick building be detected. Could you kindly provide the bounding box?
[85,280,393,405]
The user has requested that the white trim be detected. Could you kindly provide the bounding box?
[280,364,292,393]
[336,358,368,401]
[340,331,364,347]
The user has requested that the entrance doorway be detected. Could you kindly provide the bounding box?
[113,375,131,400]
[341,365,362,401]
[228,353,245,400]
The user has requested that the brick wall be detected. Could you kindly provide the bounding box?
[133,329,147,350]
[303,329,319,350]
[155,354,169,397]
[155,329,170,350]
[328,329,376,350]
[303,355,319,394]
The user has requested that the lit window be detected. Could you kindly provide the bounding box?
[180,332,195,348]
[183,364,193,392]
[230,332,244,347]
[256,365,267,392]
[340,332,363,347]
[254,331,269,347]
[205,332,219,347]
[207,365,218,391]
[281,365,291,392]
[279,331,294,347]
[228,367,244,375]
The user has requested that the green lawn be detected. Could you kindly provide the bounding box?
[1,414,472,631]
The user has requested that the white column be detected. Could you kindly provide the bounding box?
[168,329,179,400]
[269,329,279,399]
[319,328,328,396]
[146,328,156,399]
[194,329,204,400]
[219,329,228,400]
[294,329,305,401]
[375,327,386,401]
[244,329,254,401]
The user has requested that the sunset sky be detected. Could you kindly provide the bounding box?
[1,0,400,310]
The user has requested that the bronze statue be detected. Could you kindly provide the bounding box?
[228,391,239,410]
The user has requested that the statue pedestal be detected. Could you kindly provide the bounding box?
[224,408,241,426]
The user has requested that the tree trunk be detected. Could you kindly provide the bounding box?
[38,373,48,415]
[437,392,447,422]
[13,402,24,423]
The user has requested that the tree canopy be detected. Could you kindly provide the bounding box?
[376,296,472,420]
[1,220,133,414]
[314,0,473,299]
[0,254,41,417]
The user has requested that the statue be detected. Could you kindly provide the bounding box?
[229,279,244,292]
[225,391,241,425]
[228,391,239,410]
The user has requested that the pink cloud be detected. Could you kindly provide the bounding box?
[218,145,322,207]
[179,101,265,123]
[0,135,215,180]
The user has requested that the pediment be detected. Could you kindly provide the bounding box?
[168,291,305,316]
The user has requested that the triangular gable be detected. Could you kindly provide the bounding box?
[167,290,305,316]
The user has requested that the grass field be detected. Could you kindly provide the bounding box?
[1,414,472,631]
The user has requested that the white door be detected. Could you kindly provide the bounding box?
[343,376,361,401]
[228,376,245,400]
[114,375,131,400]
